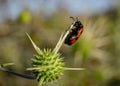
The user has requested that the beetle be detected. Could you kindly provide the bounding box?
[64,17,84,45]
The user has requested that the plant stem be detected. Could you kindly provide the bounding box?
[0,68,36,79]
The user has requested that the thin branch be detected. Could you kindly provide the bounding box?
[0,68,36,79]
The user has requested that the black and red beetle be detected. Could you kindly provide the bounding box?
[64,17,84,45]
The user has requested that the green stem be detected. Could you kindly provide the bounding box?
[0,68,36,79]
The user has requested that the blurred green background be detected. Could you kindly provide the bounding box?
[0,0,120,86]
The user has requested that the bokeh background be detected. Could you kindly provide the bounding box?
[0,0,120,86]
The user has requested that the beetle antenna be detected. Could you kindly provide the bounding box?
[70,16,75,21]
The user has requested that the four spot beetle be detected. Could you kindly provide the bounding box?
[64,17,84,45]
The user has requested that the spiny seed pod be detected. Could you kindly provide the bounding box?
[32,49,64,83]
[26,33,65,86]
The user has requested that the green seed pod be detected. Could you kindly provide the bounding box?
[26,33,65,86]
[31,49,64,84]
